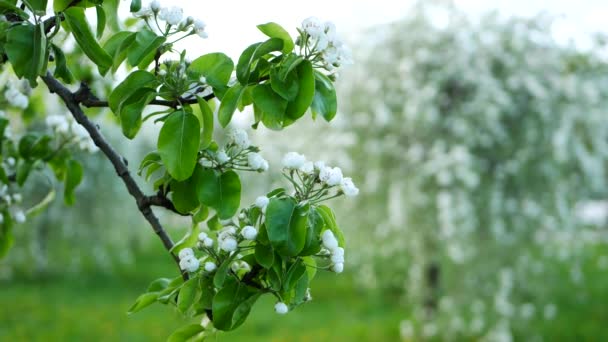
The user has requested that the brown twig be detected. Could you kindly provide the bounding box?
[41,73,186,278]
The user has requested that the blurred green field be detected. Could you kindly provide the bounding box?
[0,247,403,342]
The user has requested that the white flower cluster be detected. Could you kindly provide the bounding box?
[217,226,238,252]
[134,1,208,38]
[282,152,359,197]
[3,80,30,109]
[322,230,344,273]
[178,247,200,273]
[0,185,26,225]
[45,115,98,153]
[300,17,352,72]
[199,129,268,172]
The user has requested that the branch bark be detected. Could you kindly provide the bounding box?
[41,73,185,275]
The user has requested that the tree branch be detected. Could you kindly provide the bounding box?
[80,94,215,109]
[41,73,186,277]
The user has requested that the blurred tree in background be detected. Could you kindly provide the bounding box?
[327,2,608,340]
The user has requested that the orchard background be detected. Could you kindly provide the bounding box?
[2,0,608,341]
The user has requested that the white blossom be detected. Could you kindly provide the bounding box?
[331,262,344,273]
[220,237,238,252]
[255,196,269,210]
[204,261,217,272]
[321,230,339,250]
[179,256,200,272]
[299,161,314,174]
[5,86,28,109]
[319,166,343,186]
[274,302,289,314]
[198,232,208,241]
[159,6,183,25]
[314,161,326,170]
[150,0,161,12]
[340,177,359,197]
[216,151,230,164]
[178,248,194,260]
[193,19,208,38]
[13,210,26,224]
[282,152,307,169]
[203,237,214,247]
[229,129,250,149]
[302,17,324,38]
[241,225,257,240]
[248,153,268,171]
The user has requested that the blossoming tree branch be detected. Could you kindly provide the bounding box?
[0,0,357,339]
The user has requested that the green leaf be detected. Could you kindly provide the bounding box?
[302,256,317,281]
[177,276,199,314]
[64,159,83,205]
[197,275,215,310]
[51,44,74,84]
[316,205,345,247]
[16,160,33,186]
[167,324,205,342]
[270,66,299,101]
[284,259,307,291]
[108,70,157,113]
[311,71,337,121]
[192,206,209,224]
[27,0,47,12]
[257,22,294,54]
[4,23,46,86]
[129,0,141,12]
[157,111,201,181]
[95,4,106,38]
[254,243,274,269]
[252,84,287,130]
[64,7,113,74]
[293,272,310,304]
[189,53,234,89]
[103,31,137,73]
[213,256,233,288]
[0,220,14,258]
[212,278,260,331]
[236,38,283,85]
[127,28,166,69]
[285,60,315,122]
[218,84,245,127]
[206,215,222,231]
[171,224,200,254]
[171,167,201,214]
[0,1,29,18]
[196,169,241,220]
[128,292,158,314]
[196,97,214,149]
[300,207,324,256]
[266,198,308,256]
[147,278,171,292]
[119,88,156,138]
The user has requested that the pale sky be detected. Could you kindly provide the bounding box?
[162,0,608,59]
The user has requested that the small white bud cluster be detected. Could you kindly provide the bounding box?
[0,185,26,225]
[231,260,251,273]
[134,1,207,39]
[178,248,200,273]
[322,230,344,273]
[281,152,359,200]
[45,115,98,153]
[197,231,214,248]
[199,129,268,172]
[300,17,352,72]
[218,226,238,252]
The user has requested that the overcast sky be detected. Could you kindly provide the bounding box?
[163,0,608,59]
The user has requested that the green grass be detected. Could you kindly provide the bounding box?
[0,248,403,342]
